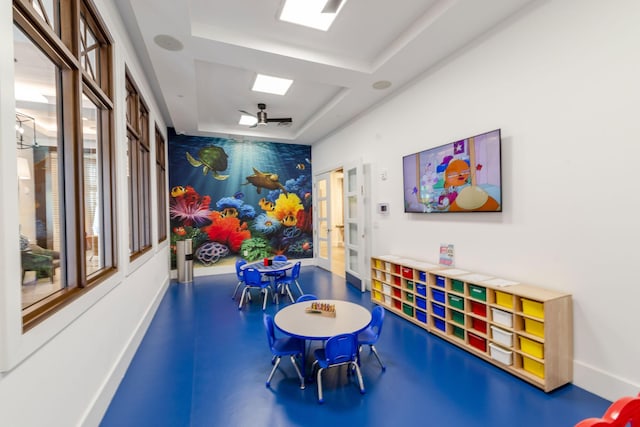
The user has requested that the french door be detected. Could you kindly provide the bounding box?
[343,160,366,292]
[314,172,332,271]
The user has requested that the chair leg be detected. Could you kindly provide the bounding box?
[232,280,243,299]
[294,279,303,296]
[370,345,386,371]
[351,361,366,394]
[266,356,281,387]
[238,287,248,310]
[316,367,324,403]
[285,284,294,303]
[289,355,305,389]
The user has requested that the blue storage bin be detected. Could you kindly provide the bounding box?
[434,317,446,331]
[416,296,426,310]
[435,275,445,287]
[418,271,426,282]
[432,288,445,303]
[416,310,427,324]
[416,284,427,296]
[432,302,445,318]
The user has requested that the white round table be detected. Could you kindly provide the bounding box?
[274,299,372,340]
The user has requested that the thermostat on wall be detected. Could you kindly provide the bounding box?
[378,203,389,214]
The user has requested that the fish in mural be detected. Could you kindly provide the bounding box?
[185,145,229,180]
[233,191,245,199]
[296,163,305,170]
[171,186,187,197]
[244,167,287,194]
[282,214,297,227]
[220,207,238,218]
[259,197,275,211]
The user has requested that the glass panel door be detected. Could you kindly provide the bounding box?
[314,172,331,271]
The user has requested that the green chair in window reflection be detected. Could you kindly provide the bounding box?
[21,244,60,283]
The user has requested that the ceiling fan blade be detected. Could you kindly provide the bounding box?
[266,117,292,124]
[322,0,343,13]
[239,109,255,117]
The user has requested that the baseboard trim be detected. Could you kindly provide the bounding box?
[80,277,170,427]
[574,360,640,402]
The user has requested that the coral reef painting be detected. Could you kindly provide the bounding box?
[168,128,312,269]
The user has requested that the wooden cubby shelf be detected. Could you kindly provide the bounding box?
[371,255,573,392]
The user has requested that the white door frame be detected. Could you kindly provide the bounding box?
[313,172,332,271]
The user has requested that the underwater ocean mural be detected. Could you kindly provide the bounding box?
[167,128,313,269]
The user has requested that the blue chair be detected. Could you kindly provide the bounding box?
[275,261,303,298]
[231,258,247,300]
[312,333,365,403]
[296,294,318,303]
[238,267,273,310]
[357,306,386,371]
[264,314,305,389]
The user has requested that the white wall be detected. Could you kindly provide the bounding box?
[313,0,640,401]
[0,0,171,426]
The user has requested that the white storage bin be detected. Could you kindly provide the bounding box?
[384,262,391,271]
[375,270,381,279]
[383,284,391,295]
[491,307,513,328]
[385,272,391,282]
[383,295,391,305]
[489,343,513,366]
[491,325,513,347]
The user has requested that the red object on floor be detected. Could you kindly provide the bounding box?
[574,393,640,427]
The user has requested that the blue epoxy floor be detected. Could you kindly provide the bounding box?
[101,267,610,427]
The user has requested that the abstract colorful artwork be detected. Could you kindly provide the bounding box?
[168,129,312,269]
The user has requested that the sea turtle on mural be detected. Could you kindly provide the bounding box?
[243,167,287,194]
[185,145,229,180]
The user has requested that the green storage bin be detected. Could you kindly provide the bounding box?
[452,325,465,340]
[448,294,464,310]
[469,284,487,302]
[405,280,414,291]
[451,309,465,326]
[451,279,464,293]
[405,292,414,303]
[402,303,414,317]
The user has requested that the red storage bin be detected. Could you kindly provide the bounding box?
[470,301,487,317]
[471,317,487,334]
[468,333,487,352]
[393,288,402,298]
[394,276,401,286]
[393,299,402,309]
[402,267,413,279]
[394,265,401,274]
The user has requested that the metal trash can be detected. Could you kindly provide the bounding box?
[176,238,193,283]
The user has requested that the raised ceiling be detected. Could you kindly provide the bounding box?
[114,0,535,144]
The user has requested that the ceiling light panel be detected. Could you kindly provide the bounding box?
[252,74,293,96]
[279,0,347,31]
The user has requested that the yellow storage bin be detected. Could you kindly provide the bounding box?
[524,318,544,338]
[495,291,513,309]
[372,290,383,302]
[519,336,544,359]
[521,298,544,319]
[374,259,382,269]
[372,280,382,291]
[522,355,545,379]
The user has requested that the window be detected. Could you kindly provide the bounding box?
[126,72,152,258]
[14,0,115,328]
[155,126,167,242]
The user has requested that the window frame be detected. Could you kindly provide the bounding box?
[126,70,152,259]
[14,0,117,330]
[155,125,167,243]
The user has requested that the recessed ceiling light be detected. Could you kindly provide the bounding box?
[372,80,392,90]
[252,74,293,96]
[239,114,258,126]
[279,0,347,31]
[153,34,183,51]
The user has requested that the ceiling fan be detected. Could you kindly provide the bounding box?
[239,103,292,127]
